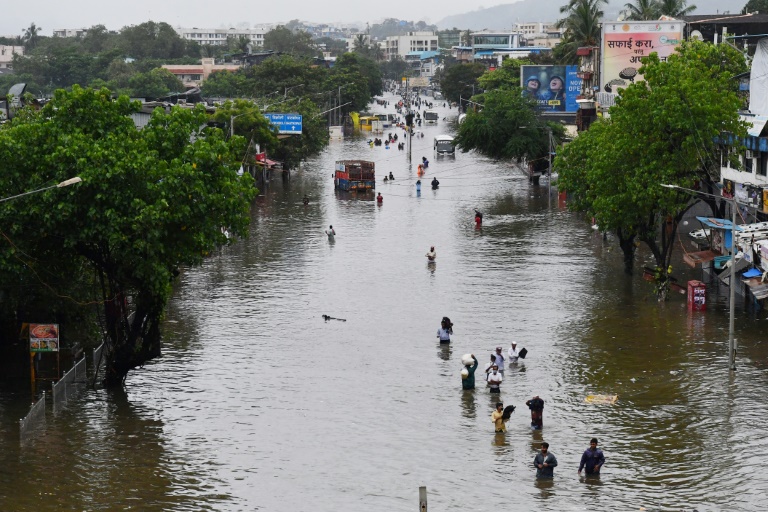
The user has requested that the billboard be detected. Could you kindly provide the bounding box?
[520,65,581,113]
[30,323,59,352]
[263,113,303,135]
[601,21,684,93]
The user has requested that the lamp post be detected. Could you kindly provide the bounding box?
[661,183,737,370]
[284,83,305,98]
[0,177,82,203]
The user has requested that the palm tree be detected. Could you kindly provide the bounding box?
[657,0,697,17]
[622,0,661,20]
[352,33,370,56]
[22,23,42,50]
[556,0,607,62]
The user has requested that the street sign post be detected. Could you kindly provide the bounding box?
[263,113,303,135]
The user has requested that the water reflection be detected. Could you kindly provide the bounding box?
[460,390,476,420]
[437,342,452,361]
[5,91,768,511]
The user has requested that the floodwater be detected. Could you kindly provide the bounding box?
[2,93,768,512]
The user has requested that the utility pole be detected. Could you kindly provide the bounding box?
[548,127,552,210]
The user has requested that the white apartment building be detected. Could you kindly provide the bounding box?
[0,45,23,69]
[385,32,438,60]
[173,26,268,47]
[52,28,88,38]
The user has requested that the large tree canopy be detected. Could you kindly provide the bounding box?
[0,86,257,386]
[556,40,747,296]
[455,88,565,163]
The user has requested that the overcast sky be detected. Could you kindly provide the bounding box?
[1,0,488,37]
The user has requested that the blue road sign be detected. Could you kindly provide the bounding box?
[264,113,303,135]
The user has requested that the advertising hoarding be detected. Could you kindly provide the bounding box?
[520,65,581,113]
[601,21,684,93]
[30,323,59,352]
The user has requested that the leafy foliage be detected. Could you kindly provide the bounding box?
[0,86,257,386]
[455,88,565,162]
[438,63,486,105]
[263,26,319,58]
[555,40,747,293]
[556,0,607,63]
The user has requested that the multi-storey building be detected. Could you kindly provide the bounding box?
[173,26,268,47]
[0,45,23,69]
[385,32,438,60]
[52,28,88,38]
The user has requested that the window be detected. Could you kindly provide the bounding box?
[759,152,767,176]
[745,151,754,173]
[473,35,510,46]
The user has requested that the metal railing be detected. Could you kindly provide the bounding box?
[52,356,87,413]
[19,391,46,443]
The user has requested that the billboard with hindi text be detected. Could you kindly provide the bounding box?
[601,21,684,93]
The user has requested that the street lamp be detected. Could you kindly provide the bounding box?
[284,84,305,98]
[0,177,82,203]
[230,112,252,138]
[661,183,737,370]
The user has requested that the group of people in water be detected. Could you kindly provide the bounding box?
[439,318,605,479]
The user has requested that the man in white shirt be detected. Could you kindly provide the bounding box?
[508,342,520,364]
[487,365,502,393]
[494,347,505,373]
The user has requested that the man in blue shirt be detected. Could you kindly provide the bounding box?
[578,438,605,476]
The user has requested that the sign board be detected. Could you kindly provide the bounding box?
[520,65,582,113]
[601,21,684,93]
[409,77,429,87]
[30,323,59,352]
[263,113,303,135]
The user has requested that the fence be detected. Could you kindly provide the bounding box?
[92,342,105,384]
[19,391,46,443]
[51,356,87,414]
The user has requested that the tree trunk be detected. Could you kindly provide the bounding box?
[102,292,164,388]
[617,228,636,274]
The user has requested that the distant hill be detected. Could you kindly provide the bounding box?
[436,0,745,30]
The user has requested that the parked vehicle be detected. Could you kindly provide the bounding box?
[434,135,456,156]
[334,160,375,192]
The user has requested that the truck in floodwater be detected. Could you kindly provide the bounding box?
[334,160,375,192]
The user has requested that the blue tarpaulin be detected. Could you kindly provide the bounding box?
[744,268,763,278]
[696,217,743,231]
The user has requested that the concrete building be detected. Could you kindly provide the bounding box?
[0,45,23,69]
[52,28,88,38]
[162,58,240,89]
[385,32,438,60]
[173,26,268,47]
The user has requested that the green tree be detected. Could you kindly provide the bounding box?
[622,0,661,20]
[118,21,188,59]
[329,52,382,111]
[556,41,746,297]
[657,0,696,17]
[477,57,532,91]
[21,23,43,51]
[556,0,607,63]
[455,88,565,162]
[263,26,319,58]
[439,62,486,105]
[127,68,184,99]
[201,69,250,98]
[0,86,257,386]
[743,0,768,13]
[380,56,410,81]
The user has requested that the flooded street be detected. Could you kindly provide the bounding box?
[2,93,768,511]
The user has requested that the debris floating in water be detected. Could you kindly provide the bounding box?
[585,394,618,405]
[322,314,347,322]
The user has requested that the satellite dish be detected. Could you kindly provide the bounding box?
[691,30,703,41]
